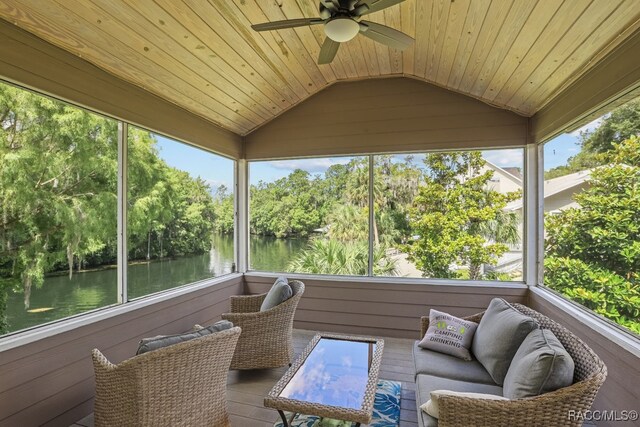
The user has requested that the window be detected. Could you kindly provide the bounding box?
[1,81,118,335]
[249,157,369,275]
[374,149,524,281]
[542,97,640,336]
[127,128,235,299]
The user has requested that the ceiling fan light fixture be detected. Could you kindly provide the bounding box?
[324,17,360,42]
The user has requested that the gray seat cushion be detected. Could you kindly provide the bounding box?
[504,328,575,399]
[136,320,234,355]
[415,374,504,427]
[260,276,293,311]
[471,298,538,385]
[413,341,496,385]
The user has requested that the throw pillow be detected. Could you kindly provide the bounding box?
[503,328,575,399]
[260,276,293,311]
[418,309,478,360]
[420,390,508,419]
[136,320,234,355]
[472,298,538,385]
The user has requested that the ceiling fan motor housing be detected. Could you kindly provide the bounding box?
[324,16,360,42]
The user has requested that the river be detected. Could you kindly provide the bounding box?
[5,233,307,334]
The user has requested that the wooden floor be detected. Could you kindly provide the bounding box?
[72,329,418,427]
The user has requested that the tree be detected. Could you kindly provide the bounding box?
[545,137,640,333]
[545,99,640,179]
[404,152,521,280]
[287,238,397,276]
[0,83,118,311]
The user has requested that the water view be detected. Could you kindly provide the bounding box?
[6,233,307,334]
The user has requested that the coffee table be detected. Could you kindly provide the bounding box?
[264,333,384,427]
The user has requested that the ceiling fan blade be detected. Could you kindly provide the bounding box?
[359,21,414,50]
[252,18,323,32]
[353,0,405,16]
[318,37,340,64]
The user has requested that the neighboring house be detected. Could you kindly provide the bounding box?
[504,168,594,215]
[483,161,523,194]
[489,168,594,275]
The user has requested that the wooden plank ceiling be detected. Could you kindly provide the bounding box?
[1,0,639,136]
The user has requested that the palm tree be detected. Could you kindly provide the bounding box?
[287,238,397,276]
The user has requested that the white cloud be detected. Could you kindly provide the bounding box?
[569,117,604,137]
[482,149,523,167]
[269,157,352,174]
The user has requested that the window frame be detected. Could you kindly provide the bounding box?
[0,80,238,342]
[245,148,528,284]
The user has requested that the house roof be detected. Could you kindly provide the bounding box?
[1,1,639,135]
[505,168,594,210]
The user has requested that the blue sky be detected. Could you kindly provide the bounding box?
[154,117,603,187]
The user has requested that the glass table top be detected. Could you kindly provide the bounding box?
[278,337,377,409]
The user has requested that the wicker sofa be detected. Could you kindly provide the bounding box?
[413,303,607,427]
[91,326,241,427]
[222,279,304,370]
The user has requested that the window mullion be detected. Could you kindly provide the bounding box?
[368,155,374,277]
[117,121,128,303]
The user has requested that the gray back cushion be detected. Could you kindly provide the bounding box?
[503,328,575,399]
[260,276,293,311]
[136,320,234,355]
[471,298,538,385]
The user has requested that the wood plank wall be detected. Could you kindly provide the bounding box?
[244,77,530,160]
[0,19,242,159]
[244,274,528,339]
[528,289,640,427]
[0,276,243,427]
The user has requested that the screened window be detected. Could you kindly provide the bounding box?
[249,157,369,275]
[374,149,524,281]
[542,97,640,336]
[127,128,235,299]
[1,81,118,335]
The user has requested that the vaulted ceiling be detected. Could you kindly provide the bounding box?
[1,0,639,136]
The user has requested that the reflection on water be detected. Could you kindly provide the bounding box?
[280,338,375,409]
[5,233,308,335]
[249,235,307,272]
[5,233,235,334]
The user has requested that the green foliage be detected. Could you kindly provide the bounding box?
[545,137,640,333]
[545,99,640,179]
[287,238,397,276]
[544,257,640,334]
[0,82,231,327]
[404,152,521,280]
[250,169,324,238]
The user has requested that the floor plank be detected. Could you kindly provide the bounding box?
[72,329,419,427]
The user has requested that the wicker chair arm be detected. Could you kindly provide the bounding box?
[222,308,278,329]
[91,348,117,372]
[420,311,485,337]
[229,293,267,313]
[437,379,602,427]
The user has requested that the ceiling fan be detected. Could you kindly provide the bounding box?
[251,0,414,65]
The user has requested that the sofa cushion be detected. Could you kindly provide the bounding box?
[418,309,478,360]
[503,328,575,399]
[471,298,538,385]
[413,341,495,385]
[415,374,504,427]
[136,320,234,355]
[260,276,293,311]
[421,390,508,419]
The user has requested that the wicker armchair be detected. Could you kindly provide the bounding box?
[91,326,241,427]
[419,303,607,427]
[222,280,305,370]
